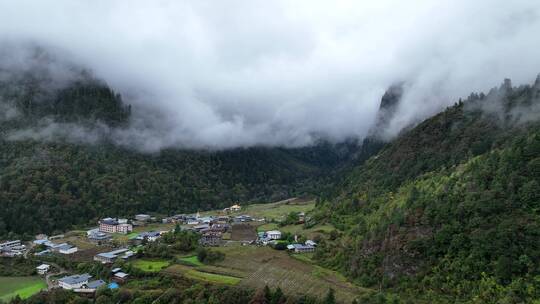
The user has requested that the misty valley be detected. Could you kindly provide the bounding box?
[1,2,540,303]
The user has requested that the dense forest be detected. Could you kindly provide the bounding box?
[313,78,540,302]
[0,71,357,239]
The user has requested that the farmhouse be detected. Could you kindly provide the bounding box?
[135,231,161,242]
[266,230,282,240]
[99,218,133,234]
[58,273,92,290]
[230,204,242,212]
[233,215,252,223]
[88,231,112,243]
[58,244,78,255]
[113,271,129,283]
[199,232,223,246]
[210,223,229,233]
[94,248,129,264]
[287,243,315,253]
[193,224,210,231]
[36,264,50,275]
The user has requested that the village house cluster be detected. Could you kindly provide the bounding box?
[0,240,27,257]
[55,267,127,295]
[33,234,78,256]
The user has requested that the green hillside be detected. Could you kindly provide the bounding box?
[313,79,540,303]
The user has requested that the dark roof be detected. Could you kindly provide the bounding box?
[59,274,92,285]
[101,219,118,225]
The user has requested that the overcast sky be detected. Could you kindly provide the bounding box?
[1,0,540,150]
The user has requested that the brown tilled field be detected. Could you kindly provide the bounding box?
[211,245,368,303]
[230,223,257,241]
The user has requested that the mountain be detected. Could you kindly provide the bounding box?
[312,77,540,303]
[0,71,357,239]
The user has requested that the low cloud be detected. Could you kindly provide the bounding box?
[1,1,540,150]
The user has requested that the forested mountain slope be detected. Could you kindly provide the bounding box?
[0,72,356,239]
[313,78,540,303]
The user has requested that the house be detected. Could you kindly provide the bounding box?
[36,264,50,275]
[266,230,282,240]
[58,244,78,255]
[135,214,151,222]
[135,231,161,242]
[73,279,106,293]
[86,228,100,236]
[1,241,26,257]
[94,248,129,264]
[216,216,230,223]
[287,243,315,253]
[113,272,129,283]
[199,216,214,224]
[99,218,133,234]
[0,240,21,251]
[58,274,92,290]
[210,223,229,233]
[193,224,210,231]
[33,239,49,246]
[111,268,122,273]
[88,231,112,243]
[199,232,222,246]
[230,204,241,212]
[233,215,252,223]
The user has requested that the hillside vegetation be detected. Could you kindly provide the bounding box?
[314,78,540,303]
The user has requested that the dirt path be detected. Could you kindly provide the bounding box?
[45,262,67,290]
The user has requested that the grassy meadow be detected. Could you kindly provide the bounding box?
[0,276,46,301]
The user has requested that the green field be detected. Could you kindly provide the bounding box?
[244,199,315,221]
[183,269,241,285]
[132,259,170,272]
[163,264,241,285]
[0,277,46,301]
[178,255,203,266]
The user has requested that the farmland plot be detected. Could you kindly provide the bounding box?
[213,246,366,303]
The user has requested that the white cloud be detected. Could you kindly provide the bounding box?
[1,0,540,150]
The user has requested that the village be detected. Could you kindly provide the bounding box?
[0,198,359,302]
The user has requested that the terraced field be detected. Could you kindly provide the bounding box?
[162,264,241,285]
[242,198,315,221]
[212,246,366,303]
[0,276,46,301]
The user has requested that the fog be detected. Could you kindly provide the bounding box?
[1,0,540,150]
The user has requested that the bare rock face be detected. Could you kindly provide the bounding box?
[369,83,404,140]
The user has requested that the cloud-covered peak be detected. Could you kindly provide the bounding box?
[1,1,540,150]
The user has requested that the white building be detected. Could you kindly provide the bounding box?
[230,204,241,212]
[36,264,50,275]
[99,218,133,234]
[58,274,92,290]
[266,230,282,240]
[58,245,78,255]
